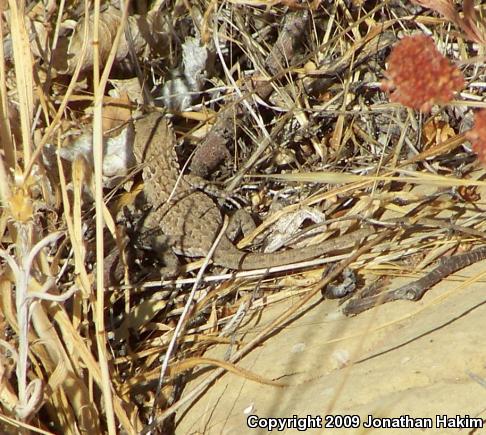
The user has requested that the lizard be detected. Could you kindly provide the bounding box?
[131,112,376,271]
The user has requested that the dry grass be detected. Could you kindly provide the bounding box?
[1,0,486,433]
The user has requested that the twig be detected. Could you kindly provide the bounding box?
[344,245,486,315]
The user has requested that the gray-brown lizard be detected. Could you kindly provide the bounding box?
[132,113,375,271]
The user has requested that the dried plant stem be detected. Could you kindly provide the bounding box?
[12,225,31,419]
[7,0,34,168]
[0,3,14,171]
[23,0,91,180]
[1,229,62,420]
[150,217,230,426]
[92,0,132,433]
[92,0,115,432]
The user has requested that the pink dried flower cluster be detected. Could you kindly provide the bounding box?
[382,34,464,112]
[467,110,486,165]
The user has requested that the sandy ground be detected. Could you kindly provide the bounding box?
[176,259,486,434]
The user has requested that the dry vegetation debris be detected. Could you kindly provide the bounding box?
[1,0,486,433]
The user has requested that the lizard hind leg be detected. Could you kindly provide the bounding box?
[226,208,256,242]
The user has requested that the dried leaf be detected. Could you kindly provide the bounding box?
[411,0,460,24]
[412,0,486,45]
[52,7,170,74]
[423,117,456,148]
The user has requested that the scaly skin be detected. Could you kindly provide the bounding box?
[132,113,374,270]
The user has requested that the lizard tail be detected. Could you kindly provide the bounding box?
[214,227,376,270]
